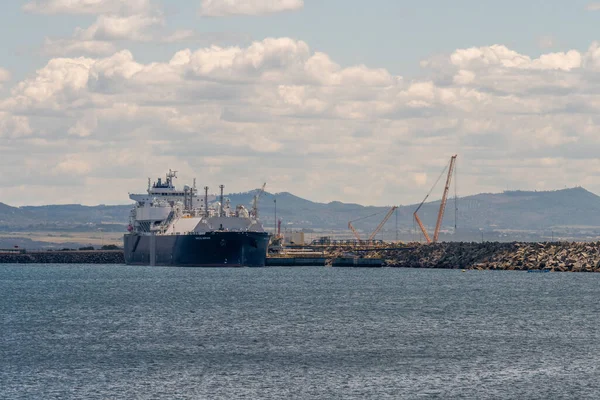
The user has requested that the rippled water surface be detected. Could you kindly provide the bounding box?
[2,265,600,399]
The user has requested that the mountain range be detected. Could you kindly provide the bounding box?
[2,187,600,240]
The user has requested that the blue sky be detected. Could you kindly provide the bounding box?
[1,0,600,206]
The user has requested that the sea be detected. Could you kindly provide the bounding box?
[1,265,599,399]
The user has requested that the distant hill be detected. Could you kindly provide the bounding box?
[0,202,131,232]
[2,187,600,236]
[235,187,600,234]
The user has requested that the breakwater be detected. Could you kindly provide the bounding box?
[375,242,600,272]
[0,250,124,264]
[2,242,600,272]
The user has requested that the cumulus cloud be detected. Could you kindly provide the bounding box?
[6,56,95,111]
[76,14,163,41]
[449,44,582,71]
[36,1,209,56]
[4,38,600,206]
[0,112,33,138]
[53,155,92,175]
[199,0,304,16]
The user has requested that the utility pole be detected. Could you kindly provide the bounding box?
[98,227,104,248]
[395,208,398,242]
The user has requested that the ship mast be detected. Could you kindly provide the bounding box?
[204,187,209,217]
[219,185,225,217]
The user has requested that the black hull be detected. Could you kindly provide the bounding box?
[123,232,270,267]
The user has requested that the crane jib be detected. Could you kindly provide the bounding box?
[414,155,458,244]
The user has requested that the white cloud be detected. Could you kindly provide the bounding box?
[6,56,95,110]
[23,0,153,15]
[4,38,600,206]
[41,12,164,56]
[68,112,98,137]
[0,68,11,82]
[53,155,92,175]
[0,112,33,138]
[77,14,163,41]
[449,45,582,71]
[199,0,304,16]
[36,1,213,57]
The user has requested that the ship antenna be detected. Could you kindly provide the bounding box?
[219,185,225,217]
[166,169,177,187]
[148,178,151,192]
[204,186,209,218]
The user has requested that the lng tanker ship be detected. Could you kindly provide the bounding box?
[123,170,270,267]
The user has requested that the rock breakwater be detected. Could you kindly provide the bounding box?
[0,250,125,264]
[377,242,600,272]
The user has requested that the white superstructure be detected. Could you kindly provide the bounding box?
[128,170,266,235]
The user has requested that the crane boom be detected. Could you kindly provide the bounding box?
[348,222,362,241]
[368,206,398,241]
[413,212,432,244]
[433,155,457,242]
[252,182,267,218]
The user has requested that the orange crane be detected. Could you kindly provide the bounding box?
[348,221,362,241]
[414,155,457,244]
[434,155,457,242]
[368,206,398,241]
[348,209,392,241]
[413,210,432,243]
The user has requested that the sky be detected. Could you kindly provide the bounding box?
[2,0,600,206]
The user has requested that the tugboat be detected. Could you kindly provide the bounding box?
[123,170,270,267]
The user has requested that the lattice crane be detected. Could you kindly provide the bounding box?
[368,206,398,241]
[348,209,392,241]
[434,155,457,242]
[348,221,362,241]
[414,155,457,244]
[251,182,267,218]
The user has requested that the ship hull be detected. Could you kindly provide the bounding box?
[123,231,270,267]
